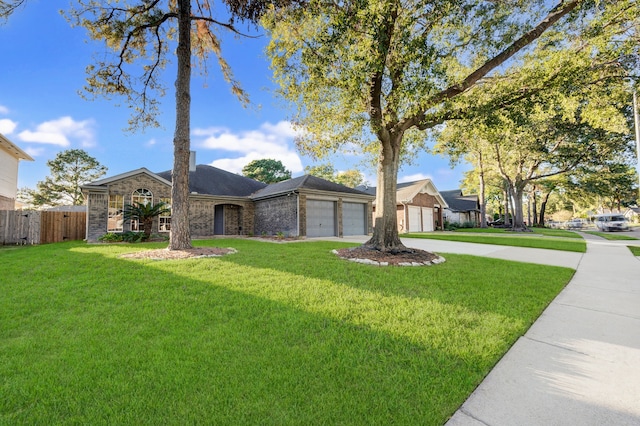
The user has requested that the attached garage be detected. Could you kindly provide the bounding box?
[307,199,336,237]
[421,207,434,232]
[408,205,435,232]
[342,202,367,236]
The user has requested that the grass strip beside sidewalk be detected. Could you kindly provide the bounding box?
[405,232,586,252]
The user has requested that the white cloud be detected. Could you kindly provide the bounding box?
[194,121,304,174]
[24,147,46,157]
[0,105,9,114]
[17,116,96,147]
[0,118,18,134]
[146,138,157,147]
[399,172,433,183]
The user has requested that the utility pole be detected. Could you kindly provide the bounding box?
[635,91,640,200]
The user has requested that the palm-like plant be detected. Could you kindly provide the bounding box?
[122,201,171,240]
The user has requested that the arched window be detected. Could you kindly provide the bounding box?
[130,189,153,231]
[131,188,153,206]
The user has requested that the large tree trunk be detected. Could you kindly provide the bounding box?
[531,186,538,226]
[539,190,552,226]
[364,134,408,252]
[503,185,510,226]
[478,151,487,228]
[169,0,193,250]
[512,184,527,230]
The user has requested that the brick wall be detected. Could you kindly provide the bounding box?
[87,192,109,241]
[254,195,299,237]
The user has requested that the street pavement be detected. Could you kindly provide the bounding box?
[320,231,640,425]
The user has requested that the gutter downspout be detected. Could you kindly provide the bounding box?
[296,193,300,237]
[402,202,407,233]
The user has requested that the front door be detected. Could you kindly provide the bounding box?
[214,205,224,235]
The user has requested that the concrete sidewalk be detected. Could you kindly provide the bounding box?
[447,232,640,425]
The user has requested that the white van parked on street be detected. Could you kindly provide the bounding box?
[594,214,630,232]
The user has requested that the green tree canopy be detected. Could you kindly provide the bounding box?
[304,163,364,188]
[242,158,292,183]
[264,0,639,251]
[19,149,107,208]
[65,0,299,250]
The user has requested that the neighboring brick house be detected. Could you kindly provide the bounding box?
[81,161,374,241]
[441,189,481,226]
[0,133,34,210]
[357,179,448,233]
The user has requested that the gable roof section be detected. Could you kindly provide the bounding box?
[156,164,267,197]
[251,175,373,200]
[359,179,448,208]
[441,189,480,213]
[0,133,34,161]
[82,167,171,191]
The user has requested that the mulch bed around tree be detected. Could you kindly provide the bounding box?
[119,247,236,260]
[333,246,446,266]
[116,240,445,266]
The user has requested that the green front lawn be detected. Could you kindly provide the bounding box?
[1,240,574,425]
[455,227,583,239]
[406,232,586,252]
[628,246,640,256]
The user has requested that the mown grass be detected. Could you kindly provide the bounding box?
[584,231,638,240]
[627,246,640,256]
[1,240,575,425]
[406,232,586,252]
[454,227,583,239]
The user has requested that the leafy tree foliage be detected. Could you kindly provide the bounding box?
[19,149,106,208]
[568,163,639,212]
[242,158,291,183]
[264,0,638,251]
[0,0,25,21]
[123,201,171,240]
[64,0,298,250]
[304,164,364,188]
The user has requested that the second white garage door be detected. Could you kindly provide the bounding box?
[307,200,336,237]
[343,202,366,236]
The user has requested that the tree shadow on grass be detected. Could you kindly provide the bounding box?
[210,239,573,324]
[2,241,486,425]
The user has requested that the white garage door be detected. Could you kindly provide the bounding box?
[408,206,422,232]
[343,202,366,236]
[422,207,434,232]
[307,200,336,237]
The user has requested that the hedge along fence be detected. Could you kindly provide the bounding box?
[0,210,86,245]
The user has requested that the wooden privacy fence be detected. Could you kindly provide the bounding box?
[0,210,86,245]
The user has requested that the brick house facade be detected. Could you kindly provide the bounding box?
[82,165,374,241]
[358,179,448,233]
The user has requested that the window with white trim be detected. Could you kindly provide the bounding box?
[130,189,153,231]
[159,197,171,232]
[107,194,124,232]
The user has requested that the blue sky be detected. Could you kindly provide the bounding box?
[0,0,470,192]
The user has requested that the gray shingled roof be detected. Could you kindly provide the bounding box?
[156,165,267,197]
[356,180,436,196]
[441,189,480,212]
[252,175,372,199]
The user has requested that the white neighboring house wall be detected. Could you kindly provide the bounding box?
[0,133,34,210]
